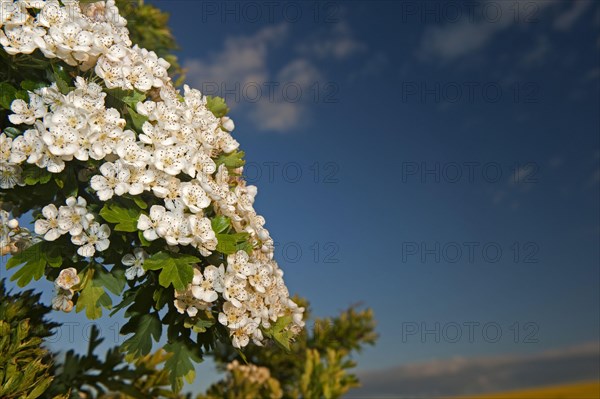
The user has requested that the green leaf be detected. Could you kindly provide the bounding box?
[22,166,52,185]
[138,230,151,247]
[6,242,46,287]
[20,80,47,91]
[108,88,146,108]
[51,63,72,94]
[62,168,78,197]
[156,257,195,291]
[131,195,148,210]
[216,232,250,255]
[264,314,293,352]
[121,313,161,358]
[215,150,245,169]
[99,203,141,232]
[3,126,21,138]
[184,316,214,333]
[152,286,172,311]
[96,266,126,296]
[44,243,63,268]
[9,256,45,288]
[164,340,202,391]
[211,215,230,234]
[122,91,146,108]
[127,106,148,131]
[144,251,199,290]
[75,270,112,320]
[0,82,18,109]
[15,90,29,102]
[205,95,229,118]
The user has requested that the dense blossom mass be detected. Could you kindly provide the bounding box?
[0,0,304,348]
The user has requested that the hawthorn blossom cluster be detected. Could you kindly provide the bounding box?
[226,360,274,385]
[173,250,305,348]
[2,77,131,178]
[2,0,304,348]
[35,196,111,257]
[1,0,170,91]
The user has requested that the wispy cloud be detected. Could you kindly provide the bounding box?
[184,24,323,133]
[184,13,371,133]
[297,20,367,60]
[184,23,288,111]
[417,1,566,63]
[418,1,520,63]
[348,342,600,398]
[554,0,593,31]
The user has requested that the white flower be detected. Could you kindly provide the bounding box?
[150,172,180,199]
[9,96,46,125]
[42,125,80,157]
[127,63,154,91]
[188,215,217,255]
[56,267,80,290]
[49,20,93,65]
[0,133,12,162]
[35,148,65,173]
[217,130,239,153]
[223,273,250,308]
[218,301,249,330]
[153,145,187,176]
[90,160,130,200]
[139,121,173,146]
[0,162,22,189]
[38,1,68,28]
[9,128,45,164]
[71,222,111,257]
[248,263,273,294]
[174,289,209,317]
[0,23,45,55]
[137,205,166,241]
[52,286,74,312]
[181,182,210,213]
[157,210,191,246]
[122,248,148,280]
[115,140,150,169]
[58,196,89,236]
[227,250,256,280]
[154,103,180,131]
[230,320,260,349]
[127,166,154,195]
[191,264,224,302]
[34,203,64,241]
[7,218,18,229]
[184,152,216,178]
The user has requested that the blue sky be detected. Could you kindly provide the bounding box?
[2,0,599,395]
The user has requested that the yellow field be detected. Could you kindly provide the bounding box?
[455,381,600,399]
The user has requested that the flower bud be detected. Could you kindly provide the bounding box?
[221,116,235,132]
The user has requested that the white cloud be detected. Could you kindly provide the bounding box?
[554,0,593,31]
[184,24,323,133]
[183,15,369,133]
[297,21,366,60]
[184,24,288,111]
[418,1,554,63]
